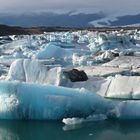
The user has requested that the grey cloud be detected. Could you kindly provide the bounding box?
[0,0,140,14]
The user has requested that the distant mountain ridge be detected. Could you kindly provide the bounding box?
[1,11,140,27]
[0,12,105,27]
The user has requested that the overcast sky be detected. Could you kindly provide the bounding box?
[0,0,140,15]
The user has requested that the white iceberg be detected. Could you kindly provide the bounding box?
[6,59,63,85]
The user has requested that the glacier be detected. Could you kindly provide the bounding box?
[1,29,140,122]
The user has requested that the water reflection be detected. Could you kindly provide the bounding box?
[0,120,140,140]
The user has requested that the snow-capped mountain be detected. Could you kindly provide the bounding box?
[1,10,140,27]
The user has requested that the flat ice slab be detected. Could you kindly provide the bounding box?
[67,75,140,100]
[103,56,140,69]
[76,66,129,77]
[105,75,140,99]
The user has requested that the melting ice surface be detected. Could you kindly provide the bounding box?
[1,30,140,124]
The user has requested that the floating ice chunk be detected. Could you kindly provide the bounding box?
[103,56,140,69]
[77,35,88,44]
[0,81,110,120]
[68,77,111,97]
[7,59,25,82]
[94,50,114,62]
[45,42,75,49]
[0,81,140,120]
[6,59,63,85]
[35,43,73,59]
[76,66,129,77]
[72,53,88,66]
[87,42,101,53]
[13,52,25,59]
[109,101,140,120]
[62,114,107,125]
[106,75,140,99]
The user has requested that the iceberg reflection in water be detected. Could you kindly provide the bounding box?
[0,120,140,140]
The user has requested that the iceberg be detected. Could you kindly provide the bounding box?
[0,81,110,120]
[105,75,140,99]
[35,43,71,59]
[0,80,140,121]
[103,56,140,69]
[6,59,63,85]
[67,75,140,100]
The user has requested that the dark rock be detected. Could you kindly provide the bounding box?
[63,69,88,82]
[112,52,119,57]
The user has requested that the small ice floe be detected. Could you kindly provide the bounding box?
[62,114,107,125]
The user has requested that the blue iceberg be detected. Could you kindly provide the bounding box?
[0,81,110,120]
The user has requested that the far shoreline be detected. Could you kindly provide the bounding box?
[0,24,140,36]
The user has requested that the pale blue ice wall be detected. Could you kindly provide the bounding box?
[0,81,110,120]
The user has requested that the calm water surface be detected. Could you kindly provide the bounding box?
[0,120,140,140]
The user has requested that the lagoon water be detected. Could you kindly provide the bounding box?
[0,120,140,140]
